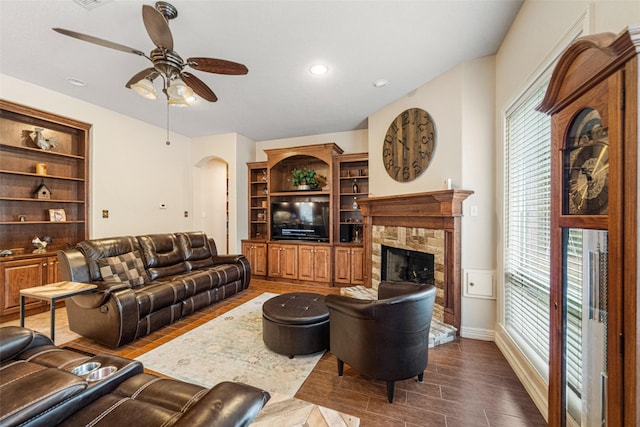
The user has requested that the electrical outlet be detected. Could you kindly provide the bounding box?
[470,206,478,217]
[184,211,189,218]
[102,210,109,218]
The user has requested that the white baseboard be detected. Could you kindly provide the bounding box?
[460,326,495,341]
[494,325,549,422]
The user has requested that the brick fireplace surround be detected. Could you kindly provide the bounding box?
[358,190,473,330]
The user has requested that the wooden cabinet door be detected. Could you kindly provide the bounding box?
[350,247,365,285]
[299,245,330,283]
[298,245,315,281]
[46,256,59,284]
[313,246,331,283]
[252,243,267,276]
[281,245,298,280]
[268,244,284,278]
[268,243,298,279]
[334,247,351,284]
[243,242,267,276]
[0,258,47,314]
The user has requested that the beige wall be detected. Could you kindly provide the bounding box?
[254,129,368,161]
[367,56,497,339]
[0,74,193,239]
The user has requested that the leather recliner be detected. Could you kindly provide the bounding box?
[0,326,270,426]
[325,281,436,403]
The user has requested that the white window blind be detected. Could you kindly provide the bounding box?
[504,82,585,399]
[504,82,551,378]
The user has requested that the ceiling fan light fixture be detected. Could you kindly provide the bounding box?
[167,76,194,99]
[168,97,190,107]
[309,64,329,76]
[131,78,158,100]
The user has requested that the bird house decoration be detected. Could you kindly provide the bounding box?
[34,180,51,200]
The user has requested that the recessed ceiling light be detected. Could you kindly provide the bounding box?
[66,77,87,87]
[309,64,329,75]
[372,79,388,88]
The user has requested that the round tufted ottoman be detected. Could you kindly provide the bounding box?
[262,292,329,358]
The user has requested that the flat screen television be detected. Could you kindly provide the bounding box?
[271,201,330,242]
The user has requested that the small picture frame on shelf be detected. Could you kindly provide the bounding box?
[49,208,66,222]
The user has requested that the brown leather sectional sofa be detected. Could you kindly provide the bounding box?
[57,231,251,348]
[0,326,269,427]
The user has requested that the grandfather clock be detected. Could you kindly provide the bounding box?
[538,26,638,426]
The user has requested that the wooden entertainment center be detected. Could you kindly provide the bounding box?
[242,143,368,287]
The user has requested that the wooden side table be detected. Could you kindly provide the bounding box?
[20,281,97,343]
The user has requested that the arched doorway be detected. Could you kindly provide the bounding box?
[198,157,229,253]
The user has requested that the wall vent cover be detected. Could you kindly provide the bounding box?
[73,0,113,10]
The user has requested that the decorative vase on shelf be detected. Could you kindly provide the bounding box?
[352,179,359,193]
[352,197,358,210]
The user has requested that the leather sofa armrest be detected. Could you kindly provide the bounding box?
[57,248,91,283]
[212,254,245,265]
[325,294,377,320]
[70,283,131,309]
[0,326,53,362]
[172,382,270,427]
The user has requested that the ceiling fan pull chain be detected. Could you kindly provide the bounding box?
[166,100,171,146]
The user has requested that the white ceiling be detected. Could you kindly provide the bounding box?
[0,0,522,141]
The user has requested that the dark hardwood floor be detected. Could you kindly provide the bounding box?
[61,279,546,426]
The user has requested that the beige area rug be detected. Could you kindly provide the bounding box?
[137,292,324,397]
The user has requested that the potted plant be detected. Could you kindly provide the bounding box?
[290,168,319,190]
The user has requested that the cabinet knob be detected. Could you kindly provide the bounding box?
[42,263,48,266]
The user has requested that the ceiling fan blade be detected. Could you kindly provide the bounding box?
[125,68,159,88]
[182,72,218,102]
[142,4,173,51]
[187,57,248,75]
[53,28,146,57]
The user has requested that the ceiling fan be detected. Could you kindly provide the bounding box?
[53,1,248,105]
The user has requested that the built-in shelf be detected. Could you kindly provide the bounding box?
[0,143,85,160]
[0,99,91,320]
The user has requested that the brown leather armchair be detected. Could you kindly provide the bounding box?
[325,281,436,403]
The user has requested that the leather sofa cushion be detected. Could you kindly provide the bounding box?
[176,232,215,270]
[0,361,87,426]
[137,234,188,280]
[135,281,188,318]
[77,236,142,282]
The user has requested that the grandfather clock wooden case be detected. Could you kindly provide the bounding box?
[537,26,638,425]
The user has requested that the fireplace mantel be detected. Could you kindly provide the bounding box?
[358,190,473,330]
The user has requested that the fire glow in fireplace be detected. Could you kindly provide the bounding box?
[381,245,435,285]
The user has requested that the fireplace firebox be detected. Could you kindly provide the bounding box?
[381,245,435,285]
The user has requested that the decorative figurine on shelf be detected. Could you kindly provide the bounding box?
[31,127,57,151]
[260,170,267,181]
[353,179,359,193]
[32,236,48,254]
[34,180,52,200]
[353,225,362,243]
[352,197,359,210]
[0,249,14,257]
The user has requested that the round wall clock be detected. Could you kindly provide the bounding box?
[564,108,609,215]
[383,108,436,182]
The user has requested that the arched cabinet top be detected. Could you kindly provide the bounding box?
[537,24,640,115]
[264,142,343,169]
